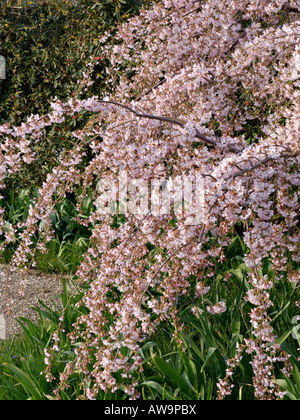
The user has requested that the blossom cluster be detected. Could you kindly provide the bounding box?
[0,0,299,399]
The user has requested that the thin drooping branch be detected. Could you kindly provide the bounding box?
[226,157,274,180]
[137,241,193,305]
[100,100,244,153]
[283,4,300,13]
[225,153,299,180]
[135,78,166,101]
[138,220,208,305]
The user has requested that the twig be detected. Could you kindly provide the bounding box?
[225,153,298,181]
[99,100,244,153]
[135,78,166,101]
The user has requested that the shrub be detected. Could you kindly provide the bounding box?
[0,0,299,400]
[0,0,142,188]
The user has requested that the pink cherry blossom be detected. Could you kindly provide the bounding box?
[1,0,299,400]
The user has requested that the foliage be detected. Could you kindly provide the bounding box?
[0,0,141,124]
[0,0,142,189]
[0,280,90,400]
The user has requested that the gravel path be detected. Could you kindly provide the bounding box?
[0,264,69,340]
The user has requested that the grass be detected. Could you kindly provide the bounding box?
[34,235,89,274]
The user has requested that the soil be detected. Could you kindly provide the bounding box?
[0,264,71,340]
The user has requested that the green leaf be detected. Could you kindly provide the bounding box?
[152,354,190,395]
[201,347,217,373]
[1,377,27,400]
[277,328,293,345]
[231,312,241,335]
[180,331,205,362]
[141,381,173,400]
[2,363,44,400]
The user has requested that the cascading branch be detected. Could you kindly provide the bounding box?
[0,0,299,400]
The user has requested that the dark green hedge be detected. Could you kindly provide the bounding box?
[0,0,142,125]
[0,0,148,190]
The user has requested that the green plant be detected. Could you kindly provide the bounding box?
[35,235,89,274]
[0,279,86,400]
[138,243,300,401]
[0,0,143,189]
[0,0,140,125]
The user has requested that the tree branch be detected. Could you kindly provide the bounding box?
[100,100,243,153]
[225,153,299,180]
[283,4,300,13]
[135,78,166,101]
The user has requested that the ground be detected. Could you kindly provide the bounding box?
[0,264,68,339]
